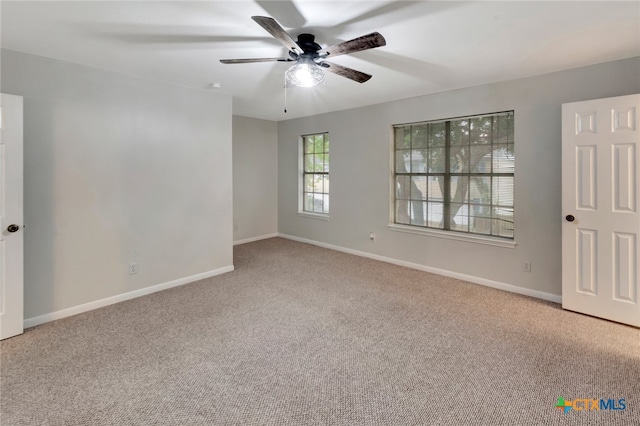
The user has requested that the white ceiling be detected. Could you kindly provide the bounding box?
[1,1,639,121]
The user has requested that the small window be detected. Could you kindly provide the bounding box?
[301,133,329,215]
[393,111,514,239]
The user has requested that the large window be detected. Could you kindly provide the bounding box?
[393,111,514,239]
[302,133,329,215]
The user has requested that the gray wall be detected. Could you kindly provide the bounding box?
[1,49,233,319]
[278,57,640,297]
[232,116,278,242]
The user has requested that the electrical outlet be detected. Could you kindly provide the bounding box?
[522,261,531,273]
[129,262,138,275]
[369,232,375,241]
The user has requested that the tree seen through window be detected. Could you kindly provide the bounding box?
[302,133,329,214]
[394,112,514,238]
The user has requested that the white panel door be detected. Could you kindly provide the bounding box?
[0,94,24,340]
[562,93,640,327]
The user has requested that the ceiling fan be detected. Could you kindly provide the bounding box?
[220,16,386,87]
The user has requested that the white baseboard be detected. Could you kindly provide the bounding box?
[233,233,278,246]
[24,265,235,329]
[277,233,562,304]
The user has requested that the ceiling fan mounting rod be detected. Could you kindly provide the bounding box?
[296,33,322,55]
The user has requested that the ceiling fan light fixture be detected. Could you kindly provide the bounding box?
[285,58,325,88]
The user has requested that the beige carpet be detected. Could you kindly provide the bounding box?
[1,237,639,425]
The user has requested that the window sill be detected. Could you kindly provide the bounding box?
[388,224,517,248]
[298,211,330,221]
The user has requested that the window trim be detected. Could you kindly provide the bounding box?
[387,223,517,248]
[298,132,330,218]
[297,211,330,221]
[389,111,516,244]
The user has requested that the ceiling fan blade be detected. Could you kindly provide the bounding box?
[319,32,386,58]
[255,1,306,28]
[251,16,300,53]
[321,61,372,83]
[112,34,276,45]
[220,57,291,64]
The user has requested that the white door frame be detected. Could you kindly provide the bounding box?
[0,93,24,340]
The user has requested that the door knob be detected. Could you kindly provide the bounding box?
[565,215,575,222]
[7,224,20,233]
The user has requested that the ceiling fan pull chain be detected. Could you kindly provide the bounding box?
[284,74,288,114]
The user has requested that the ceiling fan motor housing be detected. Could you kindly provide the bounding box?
[296,33,322,57]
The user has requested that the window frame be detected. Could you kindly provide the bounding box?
[389,111,516,248]
[298,132,330,219]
